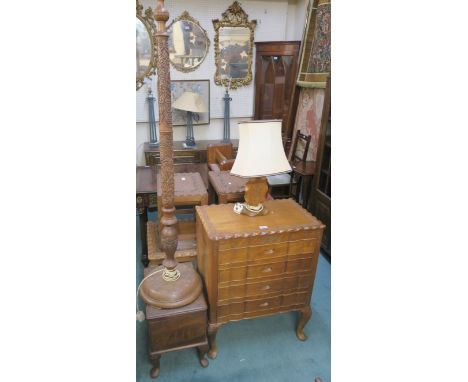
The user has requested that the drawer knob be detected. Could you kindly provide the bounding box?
[261,285,271,291]
[264,249,274,255]
[259,302,269,307]
[262,267,272,273]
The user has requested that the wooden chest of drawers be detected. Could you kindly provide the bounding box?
[195,199,324,359]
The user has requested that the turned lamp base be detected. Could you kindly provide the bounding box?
[140,263,202,309]
[233,177,270,217]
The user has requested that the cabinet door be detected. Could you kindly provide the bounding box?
[309,77,331,256]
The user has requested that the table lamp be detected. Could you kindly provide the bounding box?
[172,91,208,148]
[230,120,291,216]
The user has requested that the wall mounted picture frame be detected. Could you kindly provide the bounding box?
[297,0,330,88]
[170,79,210,126]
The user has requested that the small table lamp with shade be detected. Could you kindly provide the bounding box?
[172,91,208,149]
[230,119,292,216]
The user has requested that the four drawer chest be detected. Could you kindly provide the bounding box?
[195,198,325,359]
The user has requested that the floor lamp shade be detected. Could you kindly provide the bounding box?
[172,91,207,148]
[231,120,291,178]
[173,91,208,113]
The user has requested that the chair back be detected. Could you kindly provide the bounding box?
[207,143,235,171]
[290,130,311,163]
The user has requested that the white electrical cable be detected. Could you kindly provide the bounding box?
[136,268,163,321]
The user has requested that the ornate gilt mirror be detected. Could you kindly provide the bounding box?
[167,11,210,72]
[136,1,157,90]
[213,1,256,89]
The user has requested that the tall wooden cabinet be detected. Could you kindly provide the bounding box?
[309,78,331,256]
[253,41,301,142]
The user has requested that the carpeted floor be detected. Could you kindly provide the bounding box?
[136,212,331,382]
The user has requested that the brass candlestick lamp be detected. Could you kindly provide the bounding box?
[230,120,291,217]
[139,0,202,309]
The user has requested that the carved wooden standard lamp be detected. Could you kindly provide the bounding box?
[230,120,291,216]
[139,0,202,309]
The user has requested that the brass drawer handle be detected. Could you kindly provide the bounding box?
[259,302,269,307]
[261,285,271,291]
[264,249,274,255]
[262,267,272,273]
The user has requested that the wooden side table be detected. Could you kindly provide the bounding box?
[144,266,209,379]
[136,166,158,267]
[145,172,208,265]
[156,172,208,227]
[145,140,239,166]
[208,171,247,204]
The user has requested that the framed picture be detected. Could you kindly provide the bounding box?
[297,0,330,88]
[170,79,210,126]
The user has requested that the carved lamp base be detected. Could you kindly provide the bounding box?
[233,177,269,217]
[140,263,202,309]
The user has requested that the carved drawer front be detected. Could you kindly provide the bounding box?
[281,291,309,308]
[245,278,285,298]
[218,247,248,265]
[147,311,206,352]
[217,277,285,302]
[288,239,317,255]
[245,295,282,313]
[285,256,315,274]
[247,261,286,280]
[217,295,282,321]
[249,242,288,262]
[249,232,288,246]
[282,274,312,292]
[218,260,285,283]
[218,237,250,251]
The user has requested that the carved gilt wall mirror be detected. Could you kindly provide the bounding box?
[136,1,157,90]
[213,1,256,89]
[167,11,210,72]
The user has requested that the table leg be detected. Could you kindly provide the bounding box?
[150,354,161,379]
[296,306,312,341]
[197,344,209,368]
[138,207,149,267]
[207,323,221,359]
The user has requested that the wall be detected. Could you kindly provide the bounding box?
[136,0,309,165]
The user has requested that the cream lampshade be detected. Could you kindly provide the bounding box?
[231,120,291,216]
[172,91,207,148]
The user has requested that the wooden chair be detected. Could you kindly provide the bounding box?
[207,143,235,172]
[267,130,314,204]
[288,130,315,205]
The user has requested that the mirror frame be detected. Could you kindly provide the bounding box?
[136,1,158,91]
[213,1,256,89]
[167,11,210,73]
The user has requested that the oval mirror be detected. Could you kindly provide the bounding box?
[168,12,210,73]
[136,9,157,90]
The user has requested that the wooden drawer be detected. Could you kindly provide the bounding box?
[245,295,282,313]
[247,261,286,279]
[218,260,285,283]
[281,291,309,308]
[218,274,312,303]
[288,239,318,255]
[218,277,284,302]
[218,242,288,265]
[285,256,315,274]
[217,295,282,320]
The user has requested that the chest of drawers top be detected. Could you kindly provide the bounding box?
[195,199,324,246]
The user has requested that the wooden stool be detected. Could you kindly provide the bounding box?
[156,172,208,228]
[208,171,247,204]
[144,266,209,379]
